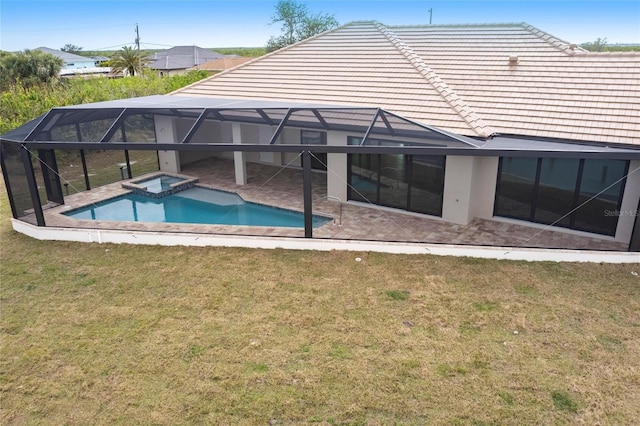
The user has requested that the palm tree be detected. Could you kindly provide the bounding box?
[109,46,148,77]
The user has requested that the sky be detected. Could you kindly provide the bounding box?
[1,0,639,52]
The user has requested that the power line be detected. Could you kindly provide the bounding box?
[3,24,136,33]
[91,43,136,51]
[140,42,175,47]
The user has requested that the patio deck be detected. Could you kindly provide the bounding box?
[42,157,626,251]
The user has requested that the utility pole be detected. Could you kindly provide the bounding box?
[135,23,141,77]
[428,8,433,25]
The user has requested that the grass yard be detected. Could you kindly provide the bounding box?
[1,180,639,425]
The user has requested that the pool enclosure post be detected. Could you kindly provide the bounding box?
[124,150,132,180]
[37,148,64,205]
[75,125,91,190]
[79,150,90,190]
[232,123,247,185]
[21,146,45,226]
[629,197,640,252]
[0,141,18,218]
[303,149,313,238]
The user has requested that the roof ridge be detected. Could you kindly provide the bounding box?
[387,22,530,29]
[521,23,589,55]
[372,22,494,138]
[35,47,90,61]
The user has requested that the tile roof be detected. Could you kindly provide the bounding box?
[189,56,253,71]
[173,22,640,146]
[149,46,224,70]
[35,47,95,64]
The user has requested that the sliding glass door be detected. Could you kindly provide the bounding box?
[495,156,628,236]
[347,137,445,217]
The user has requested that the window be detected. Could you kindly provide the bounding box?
[534,158,580,226]
[494,157,538,221]
[301,130,327,171]
[495,157,628,236]
[347,137,445,217]
[573,159,628,235]
[410,155,445,216]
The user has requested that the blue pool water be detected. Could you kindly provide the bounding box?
[64,187,331,228]
[134,175,184,193]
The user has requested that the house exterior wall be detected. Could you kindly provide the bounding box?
[157,69,189,77]
[232,123,246,185]
[327,131,349,203]
[153,118,637,245]
[441,156,499,226]
[64,59,98,70]
[442,156,475,225]
[241,125,260,164]
[258,125,277,165]
[470,157,499,220]
[281,128,302,167]
[441,155,498,225]
[155,115,180,173]
[176,119,221,165]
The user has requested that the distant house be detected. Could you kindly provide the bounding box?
[35,47,111,76]
[189,56,253,73]
[149,46,224,76]
[90,56,111,67]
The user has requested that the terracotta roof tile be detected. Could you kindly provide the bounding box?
[173,21,640,146]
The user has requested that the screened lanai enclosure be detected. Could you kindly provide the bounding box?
[2,95,640,252]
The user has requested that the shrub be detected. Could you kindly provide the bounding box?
[0,70,210,134]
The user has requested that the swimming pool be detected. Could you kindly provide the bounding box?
[123,173,197,199]
[64,186,332,228]
[135,175,184,193]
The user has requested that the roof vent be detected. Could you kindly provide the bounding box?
[508,56,519,65]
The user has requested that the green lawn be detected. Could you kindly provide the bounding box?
[1,180,639,425]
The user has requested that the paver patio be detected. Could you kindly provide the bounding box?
[42,157,626,251]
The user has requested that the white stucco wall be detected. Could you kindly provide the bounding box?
[281,128,302,167]
[442,156,499,225]
[232,123,247,185]
[15,219,640,262]
[178,120,221,165]
[326,131,348,202]
[259,125,277,164]
[154,116,636,246]
[155,115,180,173]
[442,156,474,224]
[240,124,260,163]
[615,159,640,243]
[469,157,499,220]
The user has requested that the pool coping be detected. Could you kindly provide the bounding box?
[122,172,199,198]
